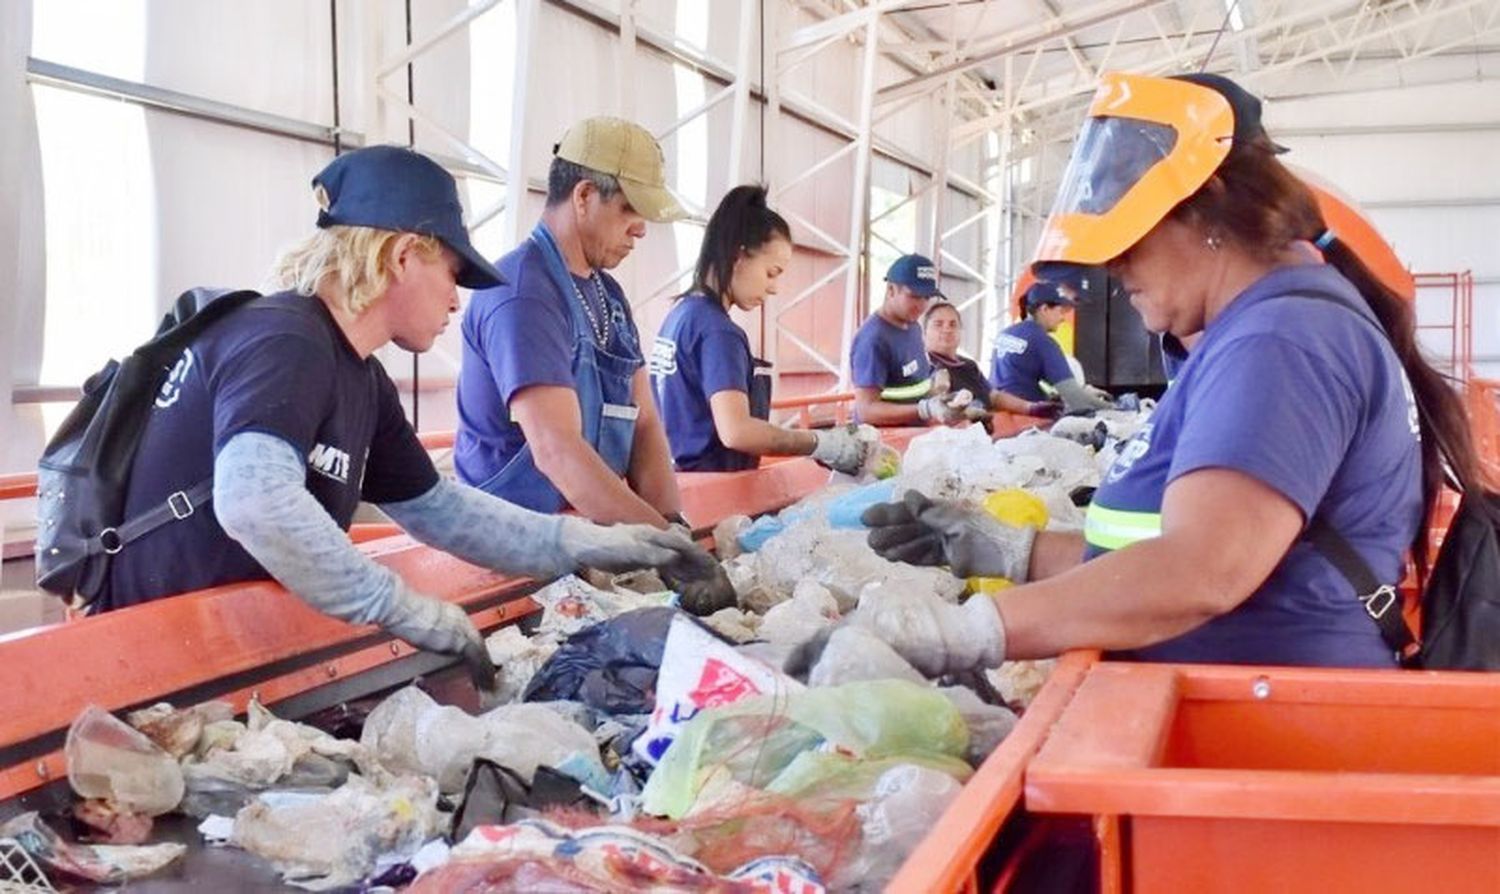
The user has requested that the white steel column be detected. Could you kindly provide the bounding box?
[616,0,636,120]
[504,0,538,246]
[837,12,882,388]
[726,0,759,185]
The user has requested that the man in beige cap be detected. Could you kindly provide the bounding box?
[456,117,690,527]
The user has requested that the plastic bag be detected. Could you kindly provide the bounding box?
[635,614,802,767]
[756,581,840,645]
[65,705,185,816]
[418,819,827,893]
[450,759,590,844]
[831,764,964,890]
[361,687,605,793]
[530,574,675,638]
[231,774,441,891]
[749,520,964,611]
[0,811,186,884]
[641,679,970,820]
[482,626,558,706]
[939,686,1019,765]
[522,606,680,714]
[805,626,926,687]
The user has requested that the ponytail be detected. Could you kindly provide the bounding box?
[684,184,791,304]
[1320,236,1488,575]
[1174,137,1488,578]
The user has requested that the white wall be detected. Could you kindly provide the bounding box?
[1267,79,1500,375]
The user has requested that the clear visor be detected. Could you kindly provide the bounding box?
[1048,116,1180,218]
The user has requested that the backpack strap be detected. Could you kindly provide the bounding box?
[1305,518,1415,658]
[86,478,213,557]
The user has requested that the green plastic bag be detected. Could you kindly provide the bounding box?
[641,680,971,819]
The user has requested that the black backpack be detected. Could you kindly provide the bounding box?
[1312,494,1500,670]
[35,288,260,605]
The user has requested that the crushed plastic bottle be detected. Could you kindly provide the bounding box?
[65,705,185,816]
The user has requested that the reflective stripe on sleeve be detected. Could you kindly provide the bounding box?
[880,378,933,402]
[1084,503,1163,551]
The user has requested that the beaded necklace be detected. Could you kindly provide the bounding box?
[572,272,611,345]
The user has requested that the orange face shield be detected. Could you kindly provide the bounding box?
[1032,73,1236,267]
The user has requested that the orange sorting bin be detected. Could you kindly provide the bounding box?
[1026,662,1500,893]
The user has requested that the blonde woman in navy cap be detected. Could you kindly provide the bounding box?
[93,145,711,691]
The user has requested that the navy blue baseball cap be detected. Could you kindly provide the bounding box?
[885,253,943,298]
[1024,280,1077,309]
[312,145,505,289]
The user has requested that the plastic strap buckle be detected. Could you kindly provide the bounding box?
[98,528,123,555]
[167,490,195,521]
[1360,584,1398,620]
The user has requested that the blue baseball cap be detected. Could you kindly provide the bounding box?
[312,145,505,289]
[1024,280,1077,309]
[885,253,943,298]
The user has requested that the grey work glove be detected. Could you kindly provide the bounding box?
[863,490,1036,581]
[916,394,963,425]
[797,589,1006,678]
[557,516,702,573]
[1054,378,1112,413]
[383,588,499,696]
[810,424,873,475]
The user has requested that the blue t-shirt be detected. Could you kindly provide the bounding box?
[105,292,438,611]
[850,314,930,395]
[455,239,639,487]
[989,318,1074,401]
[1084,264,1422,667]
[651,294,759,472]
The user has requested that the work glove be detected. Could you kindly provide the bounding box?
[1025,400,1065,419]
[862,490,1036,581]
[1086,385,1114,404]
[810,424,874,475]
[916,394,963,425]
[789,589,1007,679]
[557,516,702,573]
[383,588,499,696]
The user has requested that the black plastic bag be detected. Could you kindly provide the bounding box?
[450,759,590,844]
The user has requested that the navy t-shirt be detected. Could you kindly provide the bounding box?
[1084,264,1422,667]
[455,239,639,487]
[104,292,438,611]
[850,315,930,395]
[989,318,1074,401]
[650,294,758,472]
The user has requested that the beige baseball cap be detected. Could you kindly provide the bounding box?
[554,116,687,223]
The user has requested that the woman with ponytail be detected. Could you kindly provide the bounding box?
[650,185,870,473]
[835,72,1482,675]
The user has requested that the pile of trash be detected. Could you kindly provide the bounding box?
[5,417,1148,891]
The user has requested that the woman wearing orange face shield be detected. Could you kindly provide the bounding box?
[838,72,1485,673]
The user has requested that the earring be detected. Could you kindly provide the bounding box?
[1205,233,1223,251]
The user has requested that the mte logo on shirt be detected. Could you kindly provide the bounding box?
[307,443,352,484]
[155,348,196,409]
[1106,423,1153,484]
[994,333,1028,357]
[649,336,678,376]
[901,359,920,377]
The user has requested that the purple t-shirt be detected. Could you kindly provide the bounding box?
[850,314,930,393]
[105,292,438,610]
[651,294,758,472]
[455,238,638,487]
[1085,264,1422,667]
[989,318,1074,401]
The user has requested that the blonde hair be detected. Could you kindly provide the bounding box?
[268,222,444,316]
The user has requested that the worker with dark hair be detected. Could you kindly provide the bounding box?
[456,117,686,526]
[920,300,1060,422]
[850,254,965,427]
[989,280,1112,413]
[848,72,1483,671]
[650,185,870,473]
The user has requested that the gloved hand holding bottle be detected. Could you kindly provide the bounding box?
[861,489,1036,580]
[809,423,874,475]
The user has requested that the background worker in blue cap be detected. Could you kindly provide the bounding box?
[849,253,965,426]
[97,145,710,692]
[989,280,1113,413]
[456,117,687,526]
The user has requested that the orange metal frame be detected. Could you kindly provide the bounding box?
[1026,661,1500,893]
